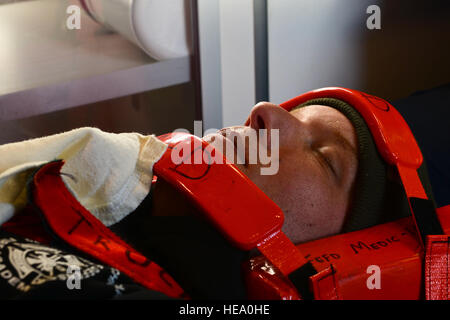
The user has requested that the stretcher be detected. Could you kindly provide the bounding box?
[3,87,449,300]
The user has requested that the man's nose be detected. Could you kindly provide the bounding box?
[246,102,301,149]
[247,102,295,133]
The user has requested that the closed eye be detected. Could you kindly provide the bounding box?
[316,149,338,179]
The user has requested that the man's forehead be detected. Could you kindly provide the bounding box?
[289,104,358,154]
[290,104,347,118]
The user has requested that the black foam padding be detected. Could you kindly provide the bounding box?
[409,197,444,241]
[287,262,317,300]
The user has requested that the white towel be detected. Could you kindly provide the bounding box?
[0,127,168,227]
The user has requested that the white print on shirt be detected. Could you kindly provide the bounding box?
[0,237,103,292]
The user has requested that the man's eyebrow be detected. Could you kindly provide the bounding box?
[332,129,357,156]
[289,108,357,156]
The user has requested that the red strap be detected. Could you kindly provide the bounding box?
[437,205,450,235]
[397,164,428,246]
[310,266,340,300]
[32,161,186,299]
[256,231,309,276]
[1,204,53,245]
[425,235,450,300]
[397,165,427,199]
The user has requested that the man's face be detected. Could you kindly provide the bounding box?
[203,102,358,244]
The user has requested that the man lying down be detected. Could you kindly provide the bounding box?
[0,87,446,299]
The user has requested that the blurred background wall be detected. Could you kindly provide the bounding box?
[0,0,31,4]
[268,0,450,104]
[0,0,197,145]
[2,0,449,142]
